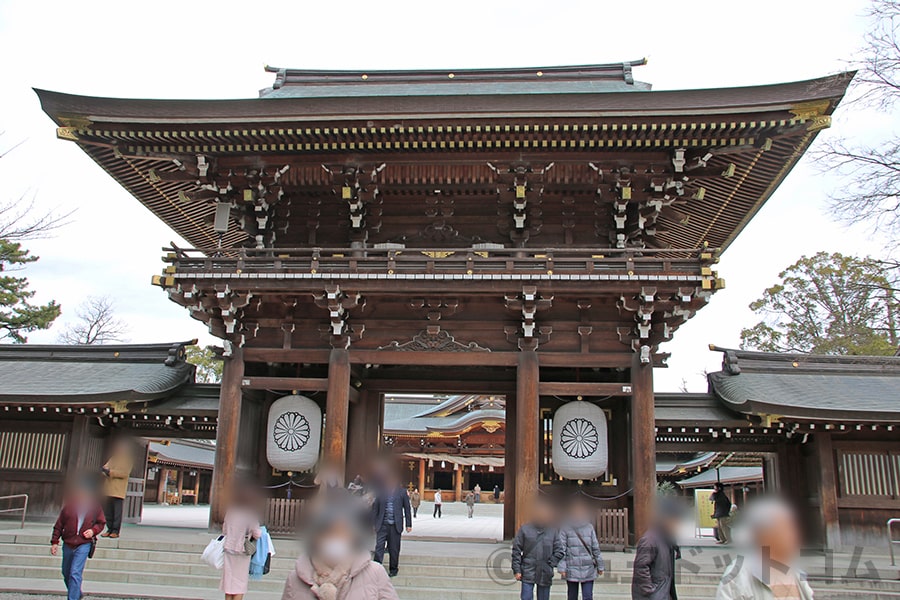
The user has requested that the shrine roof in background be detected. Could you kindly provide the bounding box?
[708,346,900,422]
[0,341,195,405]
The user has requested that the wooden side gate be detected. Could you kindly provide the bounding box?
[596,508,629,551]
[265,498,304,536]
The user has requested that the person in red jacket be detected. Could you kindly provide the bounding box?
[50,478,106,600]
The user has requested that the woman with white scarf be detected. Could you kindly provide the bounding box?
[281,495,399,600]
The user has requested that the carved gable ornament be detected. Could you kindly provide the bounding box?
[378,326,490,352]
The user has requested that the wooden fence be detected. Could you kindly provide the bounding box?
[596,508,629,551]
[265,498,304,536]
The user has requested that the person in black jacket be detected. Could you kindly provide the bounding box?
[512,497,564,600]
[371,470,413,577]
[710,483,733,544]
[632,498,683,600]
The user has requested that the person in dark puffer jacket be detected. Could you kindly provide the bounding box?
[512,497,564,600]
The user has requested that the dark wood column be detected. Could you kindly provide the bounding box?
[504,393,518,539]
[324,347,351,480]
[346,390,370,481]
[515,350,539,532]
[210,347,244,530]
[631,353,655,540]
[814,433,841,550]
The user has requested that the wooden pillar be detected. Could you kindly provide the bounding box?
[418,458,426,493]
[815,433,841,550]
[156,469,168,504]
[345,389,370,481]
[193,472,201,506]
[324,347,351,480]
[454,464,463,501]
[65,416,91,477]
[631,353,655,540]
[515,350,539,532]
[175,469,184,506]
[210,348,244,529]
[504,393,518,539]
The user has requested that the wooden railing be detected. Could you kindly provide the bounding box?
[596,507,629,551]
[162,245,716,279]
[265,498,304,536]
[0,494,28,529]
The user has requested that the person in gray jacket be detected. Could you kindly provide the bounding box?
[632,498,683,600]
[512,498,564,600]
[557,500,604,600]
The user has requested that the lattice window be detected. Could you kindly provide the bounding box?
[838,450,900,498]
[0,431,68,471]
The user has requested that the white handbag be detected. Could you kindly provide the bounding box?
[201,535,225,570]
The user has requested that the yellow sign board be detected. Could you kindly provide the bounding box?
[694,489,717,529]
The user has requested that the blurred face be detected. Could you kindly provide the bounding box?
[758,509,801,563]
[313,520,356,568]
[532,501,554,526]
[570,501,591,522]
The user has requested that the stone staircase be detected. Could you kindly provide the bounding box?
[0,529,899,599]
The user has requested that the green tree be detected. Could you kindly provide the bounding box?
[0,239,60,342]
[186,344,223,383]
[740,252,899,355]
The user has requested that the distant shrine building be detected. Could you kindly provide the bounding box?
[8,62,893,548]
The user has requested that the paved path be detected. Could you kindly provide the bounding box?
[139,501,505,541]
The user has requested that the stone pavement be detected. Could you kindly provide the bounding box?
[139,501,505,541]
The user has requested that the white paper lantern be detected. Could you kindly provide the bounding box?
[552,401,608,480]
[267,395,322,471]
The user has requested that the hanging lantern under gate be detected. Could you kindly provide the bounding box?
[266,394,322,471]
[552,400,608,480]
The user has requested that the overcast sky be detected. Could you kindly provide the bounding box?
[0,0,891,391]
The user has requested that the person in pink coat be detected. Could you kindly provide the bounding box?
[221,485,262,600]
[282,495,398,600]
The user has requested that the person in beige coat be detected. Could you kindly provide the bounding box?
[282,495,398,600]
[100,438,133,539]
[221,485,262,600]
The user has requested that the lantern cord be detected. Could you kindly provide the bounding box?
[259,478,319,490]
[538,486,634,501]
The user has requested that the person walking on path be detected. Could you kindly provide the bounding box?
[632,498,682,600]
[371,471,413,577]
[100,438,132,539]
[221,485,262,600]
[410,488,421,518]
[474,483,482,503]
[710,482,733,544]
[465,490,476,518]
[494,485,501,501]
[512,498,563,600]
[433,489,443,518]
[557,500,604,600]
[51,477,106,600]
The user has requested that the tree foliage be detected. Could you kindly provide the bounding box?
[816,0,900,243]
[57,296,128,345]
[186,345,223,383]
[740,252,899,355]
[0,137,67,342]
[0,239,60,342]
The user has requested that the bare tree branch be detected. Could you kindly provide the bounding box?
[57,296,129,345]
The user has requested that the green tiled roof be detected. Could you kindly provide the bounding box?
[708,347,900,421]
